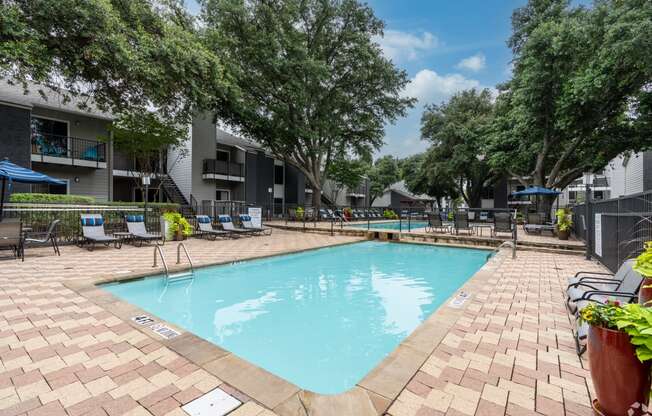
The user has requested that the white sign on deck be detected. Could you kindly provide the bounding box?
[594,214,602,257]
[248,207,262,228]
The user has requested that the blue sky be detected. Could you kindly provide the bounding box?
[186,0,524,158]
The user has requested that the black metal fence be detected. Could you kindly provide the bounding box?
[2,204,165,243]
[573,191,652,272]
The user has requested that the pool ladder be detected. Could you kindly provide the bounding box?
[153,243,195,282]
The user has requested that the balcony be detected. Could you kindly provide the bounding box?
[31,132,107,168]
[202,159,244,182]
[347,185,367,198]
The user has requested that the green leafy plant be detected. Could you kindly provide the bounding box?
[580,302,652,362]
[383,209,397,219]
[296,206,304,220]
[634,242,652,278]
[162,212,192,239]
[10,193,96,204]
[556,208,573,232]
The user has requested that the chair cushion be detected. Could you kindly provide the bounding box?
[197,216,211,224]
[240,215,251,221]
[219,216,231,223]
[81,217,103,226]
[126,215,144,223]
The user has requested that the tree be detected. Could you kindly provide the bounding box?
[325,155,369,205]
[0,0,229,122]
[106,111,188,201]
[488,0,652,197]
[402,152,459,209]
[421,88,499,208]
[201,0,414,210]
[367,155,400,205]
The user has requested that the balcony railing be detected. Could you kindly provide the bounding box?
[31,132,106,165]
[202,159,244,177]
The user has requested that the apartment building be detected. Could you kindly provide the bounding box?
[0,82,309,212]
[166,115,308,213]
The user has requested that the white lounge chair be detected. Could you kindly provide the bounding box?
[80,214,121,251]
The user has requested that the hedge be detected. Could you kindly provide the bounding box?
[8,193,179,211]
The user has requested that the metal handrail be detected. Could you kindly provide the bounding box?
[153,245,169,277]
[176,242,194,273]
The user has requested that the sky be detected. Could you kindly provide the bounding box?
[186,0,525,158]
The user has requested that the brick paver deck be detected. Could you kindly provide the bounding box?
[0,230,601,416]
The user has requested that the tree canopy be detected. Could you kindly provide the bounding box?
[367,155,400,205]
[0,0,229,122]
[487,0,652,190]
[200,0,414,209]
[420,88,498,208]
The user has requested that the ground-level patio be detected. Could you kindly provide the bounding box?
[0,229,600,416]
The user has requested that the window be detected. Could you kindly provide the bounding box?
[274,165,284,185]
[216,190,230,201]
[568,191,577,201]
[481,186,494,200]
[32,180,68,195]
[593,190,604,200]
[31,117,68,137]
[31,117,69,157]
[216,150,229,162]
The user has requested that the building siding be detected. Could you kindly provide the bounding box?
[606,153,645,197]
[190,116,217,203]
[0,104,31,194]
[167,132,193,201]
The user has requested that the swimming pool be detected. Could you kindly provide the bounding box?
[102,241,488,394]
[348,220,428,231]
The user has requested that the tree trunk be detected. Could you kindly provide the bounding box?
[311,187,321,213]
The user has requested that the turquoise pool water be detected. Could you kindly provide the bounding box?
[102,241,488,394]
[348,220,428,231]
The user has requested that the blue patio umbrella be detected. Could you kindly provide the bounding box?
[0,158,66,221]
[510,186,561,214]
[510,186,561,197]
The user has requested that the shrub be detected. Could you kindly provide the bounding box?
[162,212,192,239]
[296,206,304,220]
[10,193,96,205]
[383,209,397,219]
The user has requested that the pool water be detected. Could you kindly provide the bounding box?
[103,241,489,394]
[348,220,429,231]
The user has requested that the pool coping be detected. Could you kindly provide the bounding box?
[62,239,509,416]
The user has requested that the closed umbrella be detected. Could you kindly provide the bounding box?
[0,158,66,221]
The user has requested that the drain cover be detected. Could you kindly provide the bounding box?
[182,388,241,416]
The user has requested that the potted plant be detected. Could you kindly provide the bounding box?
[162,212,192,241]
[580,302,652,415]
[343,207,352,220]
[296,206,304,221]
[555,208,572,240]
[634,242,652,306]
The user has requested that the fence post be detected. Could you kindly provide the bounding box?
[585,184,592,260]
[512,209,517,259]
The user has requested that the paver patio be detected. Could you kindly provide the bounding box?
[0,230,600,415]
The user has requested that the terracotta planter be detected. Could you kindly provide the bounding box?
[588,325,651,416]
[174,229,185,241]
[638,277,652,307]
[558,229,570,240]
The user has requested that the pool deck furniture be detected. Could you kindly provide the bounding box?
[125,215,163,246]
[24,219,60,256]
[492,212,513,238]
[426,213,451,234]
[195,215,231,239]
[453,211,473,235]
[79,214,122,251]
[0,218,24,261]
[524,212,556,235]
[473,223,493,236]
[239,215,272,235]
[219,215,257,235]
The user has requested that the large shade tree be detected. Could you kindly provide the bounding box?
[402,152,459,210]
[367,155,400,205]
[488,0,652,195]
[201,0,414,210]
[421,88,500,208]
[0,0,229,122]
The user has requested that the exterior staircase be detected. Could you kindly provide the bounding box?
[161,176,195,217]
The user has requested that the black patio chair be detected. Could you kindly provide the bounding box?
[25,219,60,255]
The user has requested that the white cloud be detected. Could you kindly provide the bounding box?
[401,69,481,104]
[375,30,439,62]
[455,53,486,72]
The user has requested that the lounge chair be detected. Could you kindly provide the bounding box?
[571,266,642,355]
[568,259,635,287]
[524,213,555,235]
[79,214,121,251]
[479,211,489,222]
[427,213,450,234]
[239,214,272,235]
[567,267,642,315]
[125,215,162,246]
[219,215,256,235]
[0,219,24,261]
[454,211,473,235]
[195,215,231,239]
[492,212,513,238]
[25,219,60,255]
